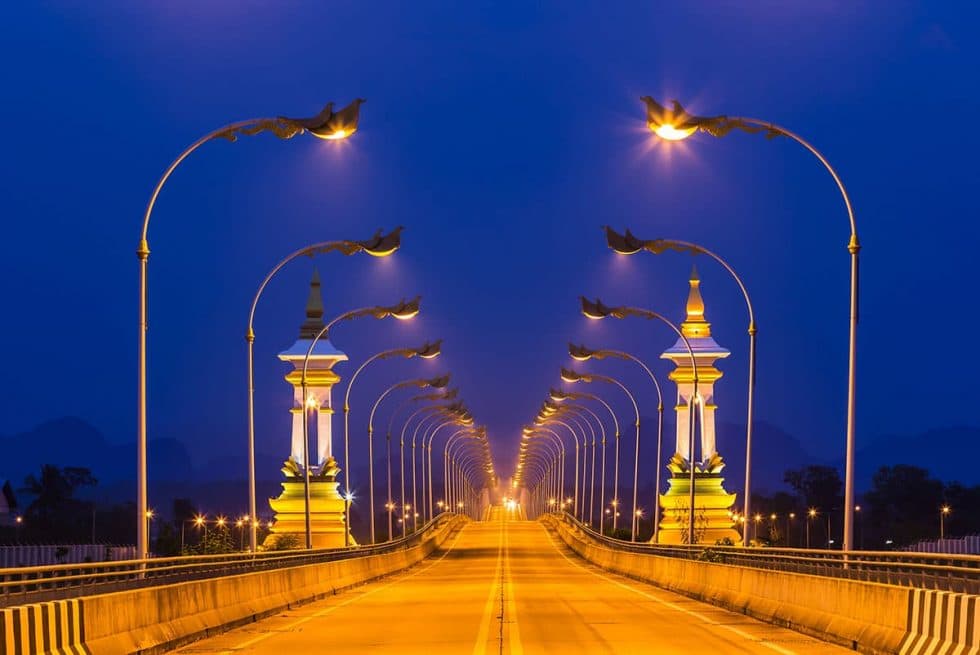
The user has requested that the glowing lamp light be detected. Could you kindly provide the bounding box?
[653,123,697,141]
[391,297,421,320]
[359,226,404,258]
[344,493,355,503]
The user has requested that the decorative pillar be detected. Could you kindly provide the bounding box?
[655,267,740,545]
[264,270,356,548]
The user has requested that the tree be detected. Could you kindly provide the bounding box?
[783,465,843,512]
[19,465,97,542]
[865,465,944,547]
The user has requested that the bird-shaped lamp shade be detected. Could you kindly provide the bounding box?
[288,98,366,140]
[415,339,442,359]
[580,297,612,320]
[640,96,698,141]
[560,367,583,383]
[568,343,595,362]
[604,226,646,255]
[389,296,421,320]
[425,374,450,389]
[549,388,570,402]
[360,226,403,258]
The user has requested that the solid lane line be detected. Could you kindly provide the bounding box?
[540,524,800,655]
[502,516,524,655]
[472,520,504,655]
[211,523,471,655]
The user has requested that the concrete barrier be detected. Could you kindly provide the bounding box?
[2,516,464,655]
[546,516,980,655]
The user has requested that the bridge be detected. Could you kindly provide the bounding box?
[3,507,978,655]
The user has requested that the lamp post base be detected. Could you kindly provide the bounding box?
[654,470,738,545]
[265,458,356,549]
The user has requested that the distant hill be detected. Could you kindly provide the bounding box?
[839,426,980,488]
[0,417,194,489]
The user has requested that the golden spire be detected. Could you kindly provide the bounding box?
[681,264,711,339]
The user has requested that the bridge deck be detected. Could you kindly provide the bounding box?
[176,512,851,654]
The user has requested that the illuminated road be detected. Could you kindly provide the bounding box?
[176,510,851,654]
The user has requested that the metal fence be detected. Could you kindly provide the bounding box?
[553,512,980,595]
[0,513,456,608]
[0,544,136,567]
[903,534,980,555]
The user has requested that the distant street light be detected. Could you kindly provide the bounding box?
[941,505,952,540]
[368,373,449,543]
[639,95,860,552]
[560,368,638,539]
[807,508,818,549]
[569,344,664,543]
[135,99,364,560]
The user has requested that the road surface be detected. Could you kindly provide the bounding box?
[175,508,851,654]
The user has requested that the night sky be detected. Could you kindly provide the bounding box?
[1,3,978,493]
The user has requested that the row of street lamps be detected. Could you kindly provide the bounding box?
[135,98,497,556]
[518,95,860,549]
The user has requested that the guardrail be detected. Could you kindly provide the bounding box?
[0,512,456,607]
[551,512,980,595]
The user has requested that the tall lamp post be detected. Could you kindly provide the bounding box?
[244,229,402,551]
[579,298,701,545]
[603,230,755,546]
[639,96,860,552]
[135,99,365,559]
[550,389,618,529]
[568,344,664,542]
[368,374,449,541]
[940,505,951,540]
[300,298,422,548]
[559,368,638,538]
[336,338,436,546]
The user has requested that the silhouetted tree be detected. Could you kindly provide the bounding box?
[19,465,97,542]
[865,465,943,547]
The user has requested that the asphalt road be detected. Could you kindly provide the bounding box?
[175,508,853,654]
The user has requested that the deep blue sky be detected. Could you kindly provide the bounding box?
[1,2,978,488]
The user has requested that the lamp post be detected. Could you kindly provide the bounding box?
[136,99,364,560]
[788,512,796,548]
[301,298,421,548]
[603,230,755,547]
[544,400,601,522]
[940,505,951,540]
[639,96,860,552]
[345,341,438,545]
[807,508,817,549]
[569,344,664,542]
[244,229,402,552]
[366,372,449,544]
[559,368,638,539]
[370,375,449,542]
[578,298,701,545]
[550,389,618,530]
[402,397,461,530]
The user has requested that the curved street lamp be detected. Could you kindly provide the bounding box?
[560,367,639,538]
[135,98,365,559]
[579,297,702,544]
[549,389,618,528]
[341,339,441,544]
[569,343,665,542]
[544,401,600,522]
[639,95,860,551]
[300,298,421,548]
[368,374,449,541]
[602,230,755,546]
[244,228,402,551]
[535,407,583,523]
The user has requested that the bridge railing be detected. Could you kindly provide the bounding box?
[0,512,456,607]
[553,512,980,594]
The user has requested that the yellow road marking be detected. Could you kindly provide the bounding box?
[471,519,505,655]
[502,514,524,655]
[541,524,800,655]
[209,523,470,654]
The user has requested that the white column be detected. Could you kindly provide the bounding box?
[316,406,333,466]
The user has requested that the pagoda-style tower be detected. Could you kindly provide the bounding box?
[265,270,355,549]
[655,267,740,545]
